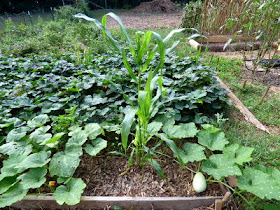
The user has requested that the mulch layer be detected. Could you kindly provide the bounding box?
[75,153,222,197]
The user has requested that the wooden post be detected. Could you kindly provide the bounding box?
[258,87,271,105]
[189,39,201,50]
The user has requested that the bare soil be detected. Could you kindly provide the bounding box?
[105,10,183,30]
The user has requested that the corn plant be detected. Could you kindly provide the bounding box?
[75,13,184,169]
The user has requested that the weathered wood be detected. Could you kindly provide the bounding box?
[215,199,223,210]
[222,192,232,205]
[189,39,201,50]
[197,35,255,43]
[11,196,224,210]
[216,77,271,134]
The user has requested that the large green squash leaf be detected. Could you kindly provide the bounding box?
[53,178,86,205]
[147,121,163,137]
[66,130,88,147]
[0,183,28,208]
[181,142,206,164]
[201,154,242,180]
[197,125,228,151]
[17,168,47,189]
[27,114,50,128]
[0,142,32,155]
[0,176,17,194]
[163,122,198,139]
[6,127,30,142]
[0,154,28,181]
[49,151,80,177]
[237,166,280,200]
[84,123,102,140]
[16,151,51,171]
[223,144,254,165]
[84,137,107,156]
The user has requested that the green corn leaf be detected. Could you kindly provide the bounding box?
[53,178,86,205]
[121,50,137,83]
[159,134,184,165]
[149,159,166,179]
[137,31,153,64]
[201,154,242,180]
[121,107,138,150]
[0,183,28,208]
[237,166,280,200]
[74,13,121,51]
[17,168,47,189]
[84,137,107,156]
[44,132,65,147]
[163,28,185,43]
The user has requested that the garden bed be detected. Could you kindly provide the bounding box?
[189,35,278,52]
[10,154,227,209]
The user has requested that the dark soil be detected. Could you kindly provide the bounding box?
[242,65,280,87]
[75,153,222,197]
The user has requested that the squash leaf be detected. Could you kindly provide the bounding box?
[84,137,107,156]
[163,122,198,139]
[201,154,242,179]
[53,178,86,205]
[237,166,280,200]
[197,125,228,151]
[0,183,28,208]
[17,168,47,189]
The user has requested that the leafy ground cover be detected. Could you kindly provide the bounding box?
[0,7,280,209]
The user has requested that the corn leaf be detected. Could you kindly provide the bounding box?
[121,107,138,149]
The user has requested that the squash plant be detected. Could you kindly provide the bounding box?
[0,115,107,207]
[156,117,280,206]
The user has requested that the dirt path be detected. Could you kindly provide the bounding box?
[106,11,183,29]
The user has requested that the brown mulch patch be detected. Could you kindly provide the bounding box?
[75,153,222,197]
[133,0,180,14]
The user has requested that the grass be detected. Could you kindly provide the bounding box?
[201,55,280,170]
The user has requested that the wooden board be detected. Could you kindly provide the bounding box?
[197,35,255,43]
[11,196,224,210]
[216,77,271,134]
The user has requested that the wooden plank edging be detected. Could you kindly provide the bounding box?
[11,195,224,210]
[216,77,271,134]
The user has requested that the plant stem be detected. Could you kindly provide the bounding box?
[209,180,254,209]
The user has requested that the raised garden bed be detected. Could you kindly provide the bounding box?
[189,35,278,52]
[11,195,225,209]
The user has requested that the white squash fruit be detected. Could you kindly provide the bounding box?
[193,172,207,193]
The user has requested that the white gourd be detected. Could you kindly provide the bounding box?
[193,172,207,193]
